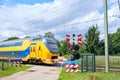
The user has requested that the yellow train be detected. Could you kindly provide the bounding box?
[0,37,60,64]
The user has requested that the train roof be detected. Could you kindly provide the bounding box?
[0,39,26,44]
[0,37,55,45]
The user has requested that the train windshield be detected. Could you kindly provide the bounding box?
[48,42,58,49]
[45,38,59,53]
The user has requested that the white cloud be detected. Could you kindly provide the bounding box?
[0,0,119,41]
[0,30,25,38]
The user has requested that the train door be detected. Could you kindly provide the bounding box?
[35,44,39,59]
[38,45,42,59]
[30,45,36,59]
[35,43,42,64]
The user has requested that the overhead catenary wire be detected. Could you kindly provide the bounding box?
[25,15,119,32]
[1,0,117,32]
[0,1,119,40]
[4,0,86,31]
[0,15,119,41]
[0,1,118,33]
[21,1,118,29]
[0,14,119,39]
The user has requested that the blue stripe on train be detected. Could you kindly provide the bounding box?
[0,47,30,60]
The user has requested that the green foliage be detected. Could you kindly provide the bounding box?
[97,40,104,55]
[111,28,120,55]
[83,26,120,55]
[106,28,120,55]
[79,44,88,53]
[84,25,100,54]
[59,40,69,56]
[44,32,54,38]
[5,37,19,41]
[24,36,31,38]
[0,62,31,78]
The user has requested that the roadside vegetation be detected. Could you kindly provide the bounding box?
[95,56,120,67]
[0,62,31,78]
[58,69,120,80]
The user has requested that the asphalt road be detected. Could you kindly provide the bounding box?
[0,64,61,80]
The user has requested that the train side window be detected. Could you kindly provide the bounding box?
[34,46,36,52]
[31,47,32,52]
[33,46,35,52]
[39,46,41,50]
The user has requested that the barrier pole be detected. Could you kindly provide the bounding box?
[86,55,88,71]
[81,54,83,72]
[92,54,96,72]
[2,58,4,70]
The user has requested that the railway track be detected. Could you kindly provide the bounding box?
[82,66,120,72]
[96,66,120,72]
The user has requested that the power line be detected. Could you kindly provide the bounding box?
[6,0,85,31]
[16,15,119,36]
[0,0,118,34]
[0,1,118,40]
[55,25,120,36]
[21,2,119,36]
[2,0,118,32]
[23,1,118,28]
[0,15,118,40]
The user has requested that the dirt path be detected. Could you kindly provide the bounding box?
[0,64,61,80]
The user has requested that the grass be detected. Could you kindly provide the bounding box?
[95,56,120,67]
[58,68,120,80]
[0,62,31,78]
[60,55,120,80]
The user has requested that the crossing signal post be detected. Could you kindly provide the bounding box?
[72,34,75,46]
[65,34,82,60]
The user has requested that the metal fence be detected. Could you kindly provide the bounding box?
[65,54,120,72]
[95,56,120,72]
[80,54,95,72]
[79,54,120,72]
[0,58,11,71]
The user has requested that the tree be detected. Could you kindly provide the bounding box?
[44,32,54,38]
[38,34,43,37]
[5,37,19,41]
[111,28,120,55]
[59,40,69,56]
[25,36,31,38]
[97,39,105,55]
[84,25,100,54]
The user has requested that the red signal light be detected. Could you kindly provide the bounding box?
[77,34,82,46]
[66,34,70,46]
[66,34,70,37]
[66,37,70,42]
[78,38,82,41]
[78,34,82,37]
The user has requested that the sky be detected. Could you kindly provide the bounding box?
[0,0,120,41]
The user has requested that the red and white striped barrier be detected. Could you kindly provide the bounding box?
[65,69,80,72]
[41,58,67,63]
[11,61,22,67]
[65,64,80,68]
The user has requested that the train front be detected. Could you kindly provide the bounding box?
[41,38,60,64]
